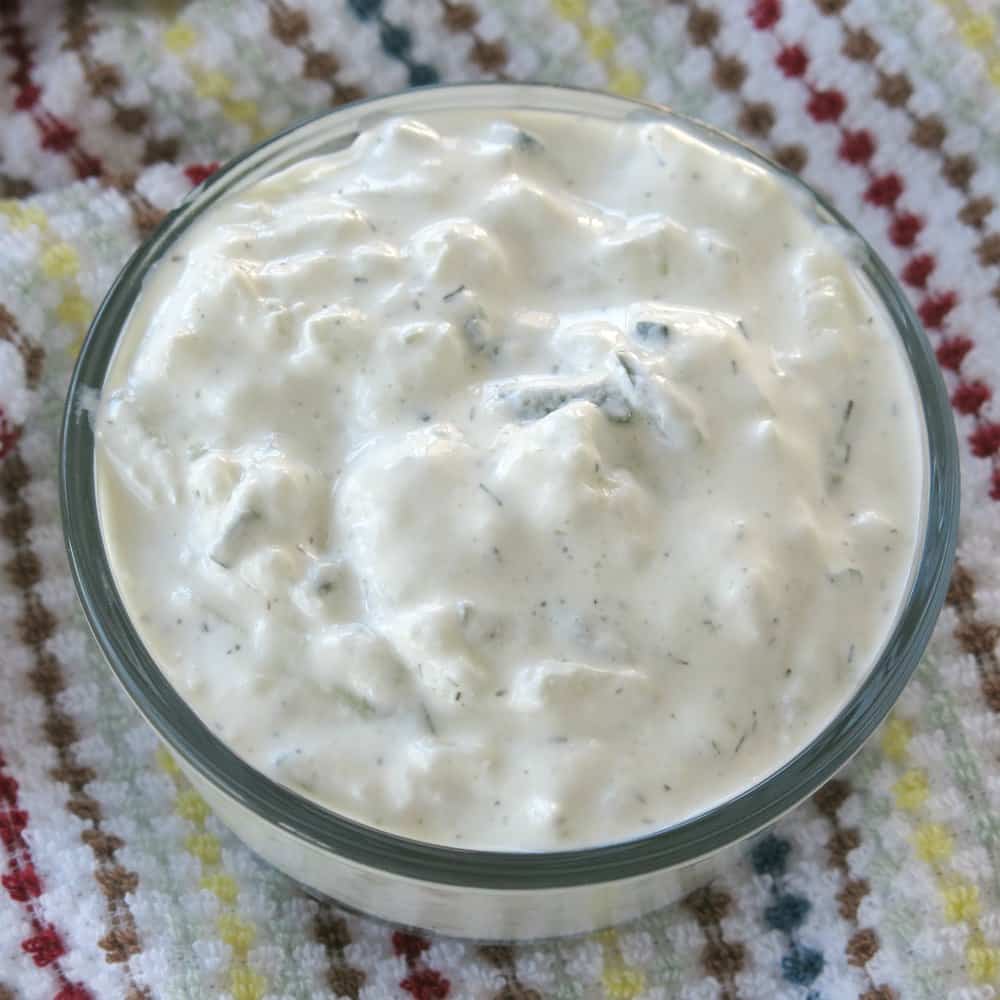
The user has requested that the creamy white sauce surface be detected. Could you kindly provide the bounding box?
[96,111,923,849]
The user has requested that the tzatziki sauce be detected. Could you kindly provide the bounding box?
[96,110,924,850]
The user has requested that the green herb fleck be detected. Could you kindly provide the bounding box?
[479,483,503,507]
[421,702,437,735]
[515,130,544,153]
[634,321,670,344]
[334,687,376,719]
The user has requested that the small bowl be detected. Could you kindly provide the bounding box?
[60,83,959,940]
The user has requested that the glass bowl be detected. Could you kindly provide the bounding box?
[60,83,959,940]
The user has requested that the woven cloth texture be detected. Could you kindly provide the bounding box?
[1,0,999,997]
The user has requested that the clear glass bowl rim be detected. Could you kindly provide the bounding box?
[60,82,959,891]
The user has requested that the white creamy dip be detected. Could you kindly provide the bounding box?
[96,110,923,849]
